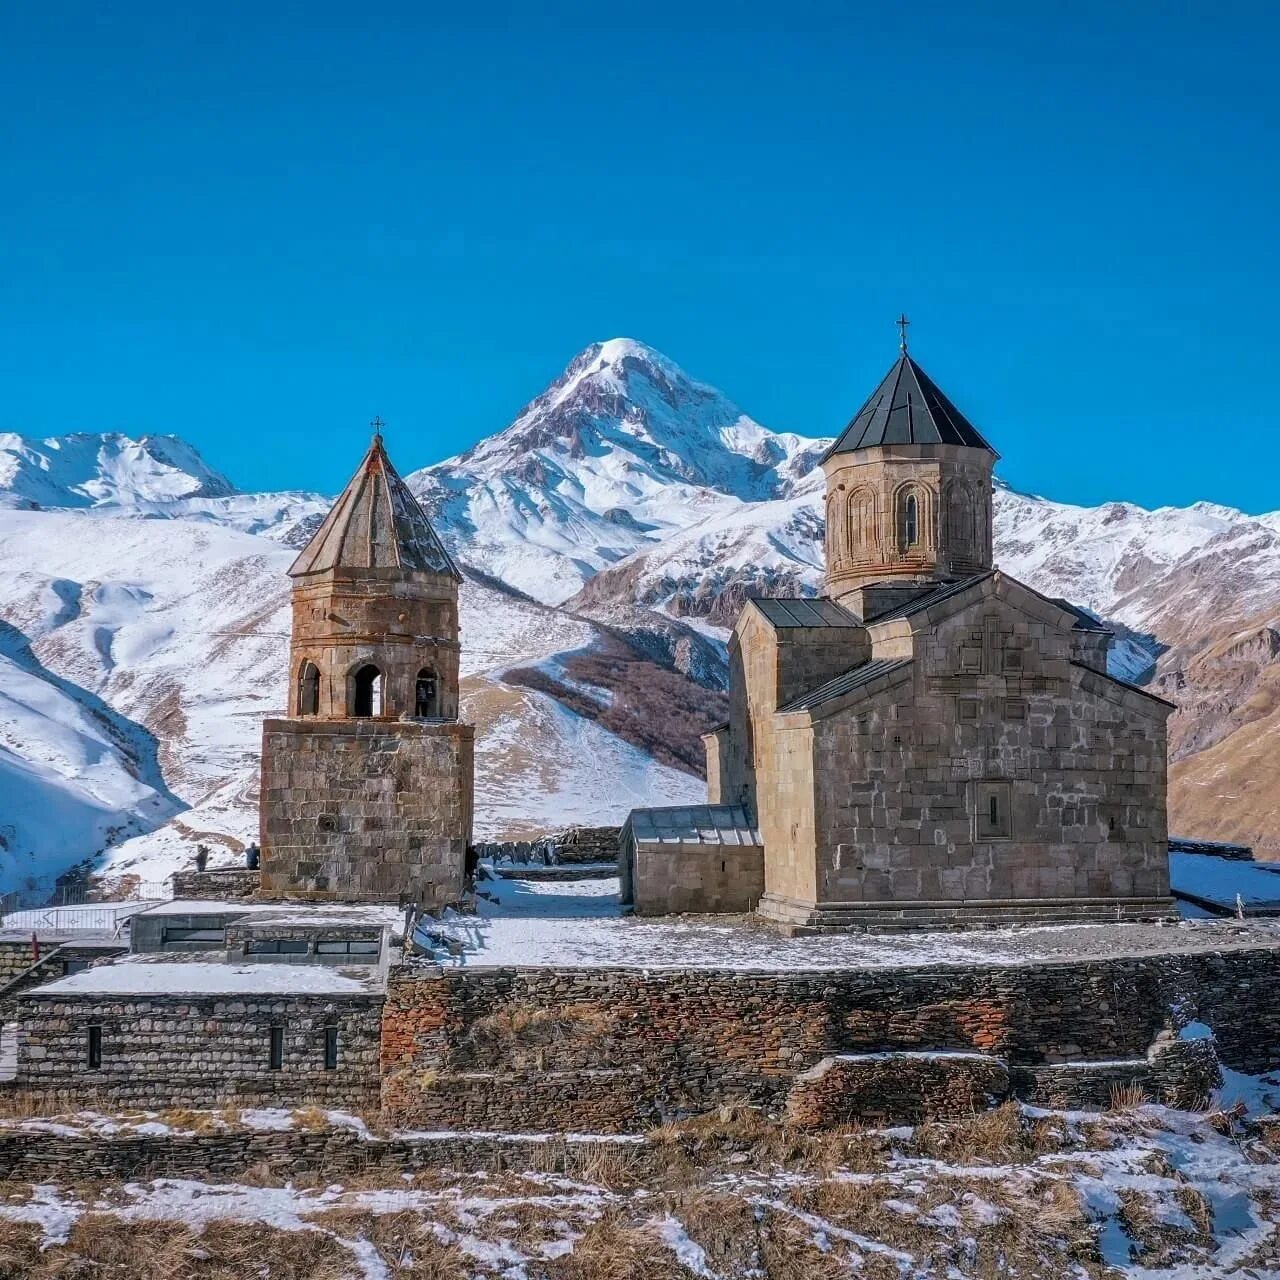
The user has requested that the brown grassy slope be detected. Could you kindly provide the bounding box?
[504,634,727,778]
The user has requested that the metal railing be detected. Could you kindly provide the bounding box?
[0,880,173,932]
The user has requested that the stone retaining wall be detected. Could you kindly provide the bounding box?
[380,946,1280,1132]
[171,869,260,900]
[0,1124,643,1183]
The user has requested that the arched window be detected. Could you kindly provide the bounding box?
[899,491,920,552]
[352,664,383,717]
[848,488,877,559]
[826,491,847,567]
[297,662,320,716]
[415,667,439,718]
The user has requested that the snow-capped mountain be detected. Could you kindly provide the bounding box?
[410,338,826,604]
[0,432,235,509]
[2,335,1280,896]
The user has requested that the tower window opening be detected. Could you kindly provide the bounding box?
[415,667,439,718]
[900,492,919,550]
[298,661,320,716]
[352,665,383,717]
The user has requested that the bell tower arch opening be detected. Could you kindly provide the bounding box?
[415,667,439,718]
[297,661,320,716]
[352,664,384,717]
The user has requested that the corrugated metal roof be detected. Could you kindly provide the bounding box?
[822,354,996,460]
[777,658,913,713]
[290,435,460,580]
[865,574,993,623]
[627,804,760,848]
[750,597,861,629]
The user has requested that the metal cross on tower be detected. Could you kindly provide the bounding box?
[370,415,385,441]
[896,314,910,353]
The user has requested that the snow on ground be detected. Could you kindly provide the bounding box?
[3,1102,1280,1278]
[0,505,702,890]
[435,876,1280,970]
[467,688,703,839]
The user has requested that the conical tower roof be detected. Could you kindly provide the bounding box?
[289,433,461,579]
[822,353,997,460]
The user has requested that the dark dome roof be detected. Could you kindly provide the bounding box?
[822,354,997,460]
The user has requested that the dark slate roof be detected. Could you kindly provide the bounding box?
[864,573,994,624]
[749,597,862,628]
[822,354,997,460]
[290,435,461,580]
[1051,598,1113,633]
[1069,660,1176,708]
[777,658,913,714]
[627,804,761,848]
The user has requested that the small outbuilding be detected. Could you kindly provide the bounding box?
[620,804,763,915]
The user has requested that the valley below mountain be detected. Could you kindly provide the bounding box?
[0,338,1277,896]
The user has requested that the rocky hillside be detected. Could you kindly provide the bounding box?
[0,337,1277,893]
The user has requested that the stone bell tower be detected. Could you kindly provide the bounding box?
[258,422,474,906]
[822,319,998,619]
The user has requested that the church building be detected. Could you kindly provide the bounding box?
[258,425,474,907]
[623,332,1177,930]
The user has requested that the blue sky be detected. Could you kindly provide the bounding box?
[1,2,1276,510]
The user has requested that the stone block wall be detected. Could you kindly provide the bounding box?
[786,1052,1011,1127]
[628,843,763,915]
[379,947,1280,1133]
[259,717,473,907]
[171,869,260,900]
[760,577,1173,928]
[17,992,382,1110]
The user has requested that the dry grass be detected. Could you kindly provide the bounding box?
[312,1209,472,1278]
[911,1103,1069,1165]
[1109,1081,1151,1111]
[646,1105,890,1180]
[539,1211,689,1280]
[291,1105,332,1131]
[460,1003,617,1070]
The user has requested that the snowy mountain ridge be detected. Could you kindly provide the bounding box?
[3,335,1280,895]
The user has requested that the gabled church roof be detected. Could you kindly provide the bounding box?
[822,353,997,460]
[289,433,461,579]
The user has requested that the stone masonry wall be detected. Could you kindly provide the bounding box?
[376,947,1280,1136]
[761,576,1172,925]
[380,948,1280,1133]
[17,992,382,1110]
[259,717,473,907]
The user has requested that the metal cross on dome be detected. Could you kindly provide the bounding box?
[897,314,910,353]
[370,415,385,441]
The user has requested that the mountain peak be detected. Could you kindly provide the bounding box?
[0,431,235,510]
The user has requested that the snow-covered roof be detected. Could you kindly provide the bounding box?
[290,434,459,579]
[25,957,384,997]
[627,804,760,848]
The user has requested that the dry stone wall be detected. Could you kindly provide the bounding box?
[380,947,1280,1133]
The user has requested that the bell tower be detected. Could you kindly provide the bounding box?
[822,321,998,617]
[259,423,474,906]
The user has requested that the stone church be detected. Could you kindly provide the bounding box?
[623,339,1177,930]
[258,427,474,907]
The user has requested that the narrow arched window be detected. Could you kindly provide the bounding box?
[899,492,919,551]
[298,662,320,716]
[352,664,383,717]
[415,667,439,718]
